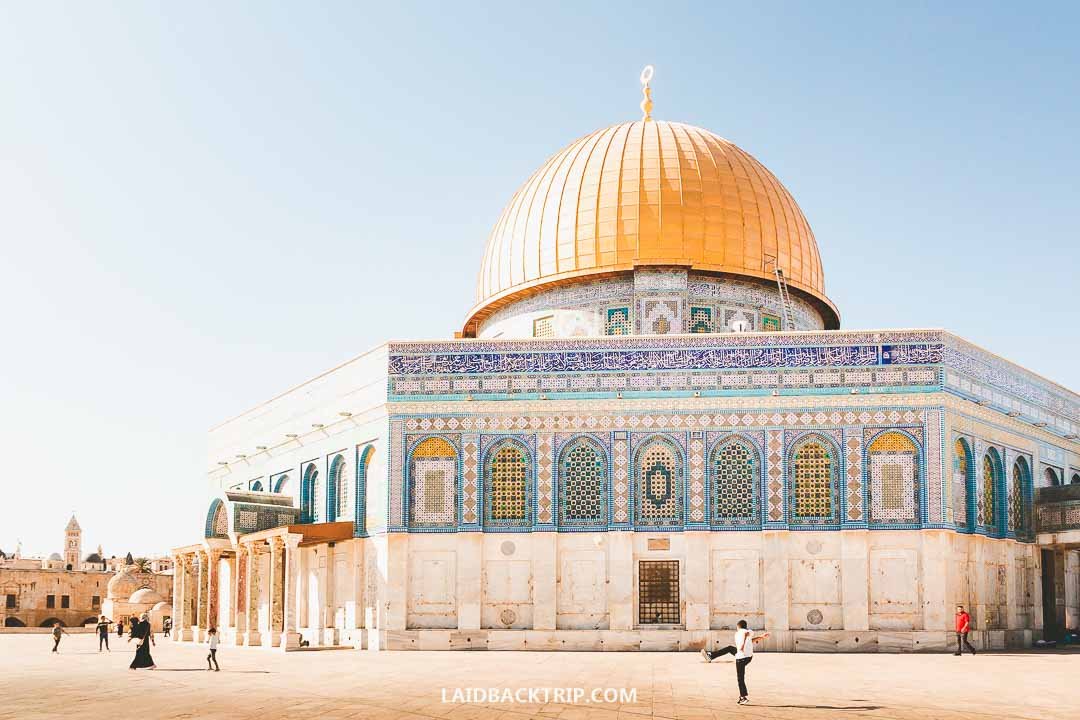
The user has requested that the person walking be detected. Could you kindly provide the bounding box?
[954,605,976,656]
[96,616,111,652]
[127,612,156,670]
[162,617,171,639]
[116,617,124,638]
[50,622,69,653]
[206,627,220,671]
[701,620,768,705]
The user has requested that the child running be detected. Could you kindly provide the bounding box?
[701,620,769,705]
[206,627,220,671]
[50,622,69,653]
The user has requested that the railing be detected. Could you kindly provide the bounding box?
[1035,484,1080,533]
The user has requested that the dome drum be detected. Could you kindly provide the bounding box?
[475,267,828,339]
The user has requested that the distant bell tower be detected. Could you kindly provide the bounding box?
[64,515,81,570]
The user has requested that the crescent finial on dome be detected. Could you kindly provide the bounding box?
[640,65,654,121]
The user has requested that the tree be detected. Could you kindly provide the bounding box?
[132,557,153,573]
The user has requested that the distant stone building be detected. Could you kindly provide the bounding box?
[0,517,173,628]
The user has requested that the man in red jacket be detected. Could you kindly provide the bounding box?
[954,605,976,656]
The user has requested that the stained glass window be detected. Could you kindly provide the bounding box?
[793,440,833,521]
[486,442,528,524]
[329,455,347,520]
[533,316,554,338]
[953,438,970,527]
[712,440,757,525]
[410,437,457,527]
[867,432,918,523]
[689,306,713,333]
[304,464,322,523]
[559,439,606,527]
[605,307,631,335]
[637,439,680,525]
[980,453,997,529]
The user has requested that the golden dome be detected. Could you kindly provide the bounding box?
[464,120,838,335]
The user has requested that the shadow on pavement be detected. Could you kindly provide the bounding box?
[757,705,883,711]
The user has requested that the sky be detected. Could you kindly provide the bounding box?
[0,2,1077,558]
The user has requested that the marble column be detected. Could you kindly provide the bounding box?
[267,536,284,647]
[174,554,190,641]
[243,542,262,646]
[233,545,248,644]
[207,548,222,632]
[322,542,338,645]
[184,553,196,641]
[196,549,209,642]
[280,534,302,650]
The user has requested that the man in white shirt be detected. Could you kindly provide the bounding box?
[700,619,769,704]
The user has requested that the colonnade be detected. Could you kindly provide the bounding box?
[171,532,303,651]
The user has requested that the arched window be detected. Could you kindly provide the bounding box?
[250,480,264,492]
[273,473,289,494]
[952,438,971,528]
[328,454,348,521]
[979,449,1002,532]
[791,436,836,523]
[867,432,919,524]
[302,463,321,523]
[484,441,530,526]
[205,499,228,538]
[1044,467,1061,487]
[558,438,607,528]
[355,446,374,534]
[4,617,25,627]
[636,437,682,526]
[711,438,758,526]
[1010,458,1029,535]
[410,437,457,527]
[1072,472,1080,485]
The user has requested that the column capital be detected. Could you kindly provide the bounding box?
[271,535,286,552]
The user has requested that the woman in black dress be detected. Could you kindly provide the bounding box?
[128,613,156,670]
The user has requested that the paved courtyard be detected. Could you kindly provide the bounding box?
[0,634,1075,720]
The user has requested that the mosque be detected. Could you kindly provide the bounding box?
[170,69,1080,653]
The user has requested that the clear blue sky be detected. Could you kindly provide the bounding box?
[1,2,1076,557]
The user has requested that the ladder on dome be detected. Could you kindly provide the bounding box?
[764,255,797,331]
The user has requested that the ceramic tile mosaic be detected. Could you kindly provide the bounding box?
[536,433,553,525]
[411,458,456,526]
[641,298,683,335]
[867,432,918,524]
[612,433,630,525]
[925,410,943,524]
[461,435,479,526]
[688,435,706,524]
[844,430,864,522]
[766,429,785,524]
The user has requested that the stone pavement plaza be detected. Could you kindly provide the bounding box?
[1,635,1075,720]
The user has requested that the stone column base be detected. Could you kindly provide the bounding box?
[179,627,193,642]
[321,628,340,646]
[263,629,281,648]
[278,631,302,651]
[193,626,207,643]
[244,630,261,646]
